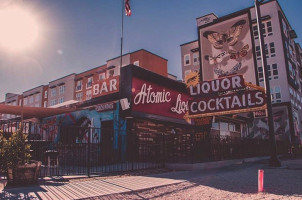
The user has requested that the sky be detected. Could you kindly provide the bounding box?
[0,0,302,102]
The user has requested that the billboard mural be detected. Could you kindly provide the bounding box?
[199,13,256,84]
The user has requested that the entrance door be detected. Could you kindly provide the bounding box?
[101,121,114,164]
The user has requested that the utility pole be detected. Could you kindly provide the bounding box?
[254,0,281,167]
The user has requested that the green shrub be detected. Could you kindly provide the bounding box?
[0,130,31,173]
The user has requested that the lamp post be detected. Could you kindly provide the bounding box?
[254,0,281,167]
[21,95,24,131]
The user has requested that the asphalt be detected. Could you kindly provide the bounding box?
[1,156,301,200]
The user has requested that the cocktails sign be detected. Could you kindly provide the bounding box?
[185,74,266,119]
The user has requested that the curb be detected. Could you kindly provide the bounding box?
[166,156,269,171]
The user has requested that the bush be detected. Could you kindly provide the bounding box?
[0,130,31,173]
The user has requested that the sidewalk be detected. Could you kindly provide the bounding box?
[1,157,301,199]
[1,172,184,199]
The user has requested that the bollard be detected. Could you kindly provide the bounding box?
[258,169,264,192]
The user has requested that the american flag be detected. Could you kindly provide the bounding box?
[125,0,131,16]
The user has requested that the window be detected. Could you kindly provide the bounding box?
[108,70,114,78]
[264,44,269,58]
[289,45,294,61]
[58,97,64,104]
[267,21,273,36]
[23,97,28,105]
[258,67,264,82]
[86,90,92,100]
[76,80,82,91]
[35,93,40,102]
[50,99,56,106]
[86,77,93,88]
[253,21,272,39]
[99,73,106,80]
[193,53,199,65]
[267,64,278,80]
[29,96,34,104]
[271,64,278,79]
[76,92,83,101]
[253,25,259,39]
[275,87,281,102]
[133,60,139,66]
[271,86,281,103]
[269,42,276,57]
[184,70,192,76]
[184,54,190,66]
[289,62,296,79]
[256,46,261,60]
[51,88,56,97]
[262,42,276,58]
[44,91,47,98]
[59,85,65,95]
[43,101,47,107]
[282,20,288,38]
[261,23,266,37]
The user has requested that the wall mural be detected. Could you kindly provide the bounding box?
[41,103,126,148]
[247,106,290,141]
[199,13,256,84]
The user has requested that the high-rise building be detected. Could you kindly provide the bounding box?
[180,0,302,144]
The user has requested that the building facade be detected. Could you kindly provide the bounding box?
[22,85,45,108]
[1,49,171,120]
[180,0,302,144]
[48,74,76,108]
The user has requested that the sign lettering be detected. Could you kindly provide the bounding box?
[132,77,190,119]
[92,76,119,98]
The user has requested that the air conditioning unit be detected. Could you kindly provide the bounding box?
[120,98,130,110]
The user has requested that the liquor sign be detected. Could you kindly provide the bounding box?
[186,74,267,119]
[189,75,245,96]
[92,76,120,98]
[132,77,190,119]
[95,101,116,112]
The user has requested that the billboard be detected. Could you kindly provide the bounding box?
[189,90,266,117]
[131,77,190,119]
[199,13,256,84]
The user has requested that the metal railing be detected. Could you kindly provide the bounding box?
[0,120,291,178]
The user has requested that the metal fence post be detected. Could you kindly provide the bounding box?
[162,133,165,168]
[87,127,91,178]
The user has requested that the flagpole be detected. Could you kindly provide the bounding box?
[120,0,125,70]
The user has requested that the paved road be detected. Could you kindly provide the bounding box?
[1,158,302,199]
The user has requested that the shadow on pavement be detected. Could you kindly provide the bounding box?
[1,180,67,200]
[142,158,302,197]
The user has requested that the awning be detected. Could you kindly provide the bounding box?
[0,104,79,118]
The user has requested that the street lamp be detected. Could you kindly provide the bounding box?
[254,0,281,167]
